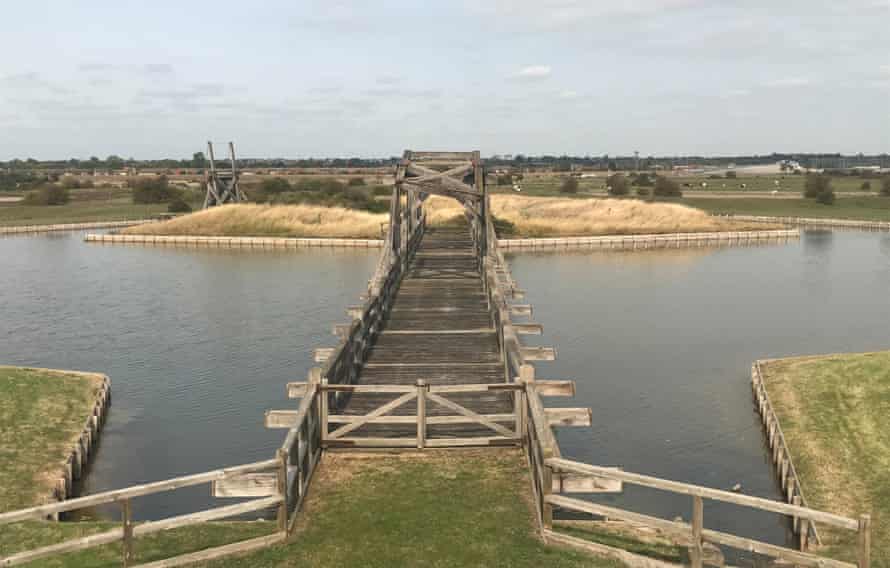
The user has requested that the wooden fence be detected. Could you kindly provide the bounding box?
[543,458,870,568]
[474,202,872,568]
[751,359,820,545]
[0,459,287,567]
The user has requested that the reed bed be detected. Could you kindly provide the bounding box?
[123,197,774,239]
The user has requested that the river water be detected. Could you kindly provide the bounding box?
[2,229,888,551]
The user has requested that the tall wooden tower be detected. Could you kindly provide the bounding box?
[203,141,244,209]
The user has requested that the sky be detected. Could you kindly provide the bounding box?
[0,0,888,160]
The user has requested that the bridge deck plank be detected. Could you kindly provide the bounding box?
[335,222,513,440]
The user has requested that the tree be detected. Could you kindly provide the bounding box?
[803,174,834,204]
[632,172,653,186]
[191,152,206,168]
[653,176,682,197]
[23,186,69,205]
[559,177,578,194]
[881,177,890,197]
[606,173,629,196]
[132,176,177,203]
[816,188,835,205]
[803,174,831,199]
[861,181,871,190]
[725,171,737,179]
[347,177,366,186]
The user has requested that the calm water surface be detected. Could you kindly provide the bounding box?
[0,231,376,519]
[3,229,888,554]
[508,229,890,552]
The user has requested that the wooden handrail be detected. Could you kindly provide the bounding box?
[546,457,859,530]
[0,459,280,523]
[547,493,856,568]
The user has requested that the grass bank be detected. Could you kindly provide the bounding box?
[0,367,105,512]
[760,352,889,564]
[124,196,774,239]
[0,197,170,227]
[685,196,890,222]
[3,450,630,567]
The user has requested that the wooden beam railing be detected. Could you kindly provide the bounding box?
[544,458,871,568]
[316,382,524,448]
[470,168,870,567]
[0,459,286,567]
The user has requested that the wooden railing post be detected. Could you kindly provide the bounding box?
[542,463,553,530]
[416,379,426,449]
[794,495,809,551]
[121,498,134,566]
[858,514,871,568]
[690,495,704,568]
[276,449,288,534]
[319,379,328,447]
[515,384,525,443]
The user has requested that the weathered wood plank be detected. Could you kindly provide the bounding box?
[131,533,286,568]
[522,346,556,361]
[546,408,592,427]
[211,473,278,498]
[535,380,575,397]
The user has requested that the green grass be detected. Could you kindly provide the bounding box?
[761,352,890,564]
[685,196,890,221]
[0,367,105,512]
[2,451,626,567]
[557,522,686,563]
[0,197,171,226]
[0,521,274,567]
[491,175,881,197]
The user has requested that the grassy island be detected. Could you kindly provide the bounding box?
[760,352,890,564]
[121,195,775,239]
[0,366,106,512]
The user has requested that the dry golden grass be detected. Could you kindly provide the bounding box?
[123,203,388,238]
[123,197,776,239]
[427,195,776,237]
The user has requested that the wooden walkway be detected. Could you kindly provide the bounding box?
[330,221,513,440]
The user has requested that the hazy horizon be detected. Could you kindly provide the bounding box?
[2,1,888,160]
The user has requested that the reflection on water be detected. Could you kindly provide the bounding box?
[508,229,890,554]
[0,232,376,520]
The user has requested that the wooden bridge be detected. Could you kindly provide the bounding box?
[0,151,871,568]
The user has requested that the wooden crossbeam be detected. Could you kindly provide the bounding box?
[211,473,277,498]
[405,163,473,184]
[265,410,299,429]
[286,382,308,399]
[552,471,623,494]
[546,408,592,427]
[510,304,533,316]
[328,391,418,439]
[425,392,515,438]
[521,346,556,361]
[314,348,334,363]
[534,380,575,397]
[513,323,543,335]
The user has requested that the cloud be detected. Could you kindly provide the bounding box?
[880,64,890,75]
[764,77,811,88]
[143,63,174,74]
[559,90,579,99]
[0,72,69,94]
[510,65,551,80]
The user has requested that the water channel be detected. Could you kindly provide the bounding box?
[2,229,888,552]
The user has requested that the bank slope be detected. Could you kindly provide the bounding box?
[760,352,889,563]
